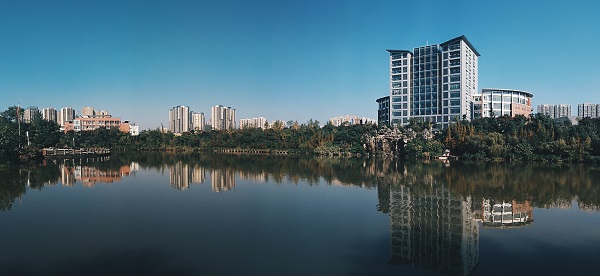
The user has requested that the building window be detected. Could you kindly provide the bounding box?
[450,67,460,74]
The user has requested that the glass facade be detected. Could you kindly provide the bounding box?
[388,36,479,128]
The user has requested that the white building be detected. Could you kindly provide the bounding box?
[192,112,205,131]
[387,35,479,128]
[329,115,376,126]
[58,106,75,127]
[211,105,236,130]
[42,107,58,123]
[537,104,572,119]
[240,117,267,129]
[473,89,533,118]
[169,105,192,134]
[578,103,600,118]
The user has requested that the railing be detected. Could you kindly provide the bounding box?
[41,148,111,157]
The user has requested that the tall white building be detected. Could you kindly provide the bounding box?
[169,105,192,134]
[386,35,479,128]
[578,103,599,118]
[58,106,75,127]
[192,112,205,131]
[240,117,267,129]
[23,106,40,123]
[211,105,236,130]
[41,107,58,123]
[537,104,572,119]
[555,104,572,118]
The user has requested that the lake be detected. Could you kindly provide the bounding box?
[1,152,599,275]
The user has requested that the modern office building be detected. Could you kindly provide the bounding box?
[578,103,600,118]
[192,112,205,131]
[473,88,533,118]
[211,105,236,130]
[169,105,192,134]
[382,184,479,275]
[240,117,267,129]
[376,96,390,126]
[41,107,58,123]
[385,35,479,128]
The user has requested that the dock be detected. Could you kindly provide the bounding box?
[41,148,111,158]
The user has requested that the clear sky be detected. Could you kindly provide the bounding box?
[1,0,599,130]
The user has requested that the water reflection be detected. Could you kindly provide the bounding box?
[1,153,600,274]
[381,183,479,275]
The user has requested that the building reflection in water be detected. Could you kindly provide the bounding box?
[169,162,205,190]
[382,184,479,276]
[167,162,237,193]
[211,168,235,192]
[58,160,138,187]
[482,199,533,228]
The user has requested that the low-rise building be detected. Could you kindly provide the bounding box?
[473,88,533,118]
[329,115,376,127]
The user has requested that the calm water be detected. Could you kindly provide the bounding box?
[1,152,599,275]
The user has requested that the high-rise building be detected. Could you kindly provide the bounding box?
[554,104,572,118]
[41,107,58,123]
[537,104,572,119]
[58,106,75,127]
[169,105,192,134]
[239,117,267,129]
[81,106,95,118]
[385,35,479,128]
[211,105,236,130]
[472,89,533,118]
[23,106,40,123]
[578,103,600,118]
[192,112,205,131]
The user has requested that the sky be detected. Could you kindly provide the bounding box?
[1,0,599,130]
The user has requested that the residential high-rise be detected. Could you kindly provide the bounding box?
[385,35,479,128]
[58,106,75,127]
[211,105,236,130]
[578,103,599,118]
[192,112,205,131]
[240,117,267,129]
[537,104,572,119]
[328,115,376,126]
[554,104,572,118]
[41,107,58,123]
[81,106,95,118]
[537,104,555,118]
[23,106,40,123]
[473,89,533,118]
[169,105,192,134]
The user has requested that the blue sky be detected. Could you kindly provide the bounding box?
[1,0,599,130]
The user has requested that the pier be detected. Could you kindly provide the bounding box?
[41,148,111,158]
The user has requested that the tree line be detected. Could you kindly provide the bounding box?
[2,104,600,166]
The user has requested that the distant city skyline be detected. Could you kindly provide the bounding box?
[2,0,599,130]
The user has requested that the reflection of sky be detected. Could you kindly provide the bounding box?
[477,203,600,275]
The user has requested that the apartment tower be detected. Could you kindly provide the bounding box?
[211,105,236,130]
[169,105,192,134]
